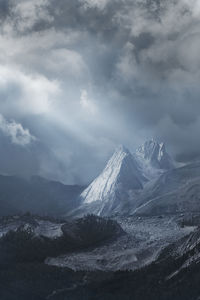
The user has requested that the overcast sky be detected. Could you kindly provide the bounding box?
[0,0,200,184]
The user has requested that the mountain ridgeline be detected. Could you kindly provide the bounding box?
[71,140,200,217]
[1,139,200,218]
[0,175,84,217]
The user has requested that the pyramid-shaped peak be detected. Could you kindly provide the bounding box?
[106,144,134,171]
[80,143,145,209]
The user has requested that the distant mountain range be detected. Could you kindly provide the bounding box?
[1,139,200,218]
[0,175,84,216]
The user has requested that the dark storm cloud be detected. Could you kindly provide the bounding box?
[0,0,200,183]
[0,0,12,20]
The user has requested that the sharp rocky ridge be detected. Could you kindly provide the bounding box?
[135,139,174,170]
[79,145,146,215]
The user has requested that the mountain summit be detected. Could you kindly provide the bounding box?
[77,145,145,216]
[134,139,174,180]
[136,139,174,170]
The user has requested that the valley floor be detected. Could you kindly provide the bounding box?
[46,215,196,271]
[1,213,200,300]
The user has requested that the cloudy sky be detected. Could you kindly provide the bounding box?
[0,0,200,184]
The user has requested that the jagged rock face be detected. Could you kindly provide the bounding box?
[136,140,174,170]
[78,145,145,216]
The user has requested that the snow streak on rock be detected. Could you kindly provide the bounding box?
[79,145,145,215]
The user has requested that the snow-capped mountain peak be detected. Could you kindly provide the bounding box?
[136,139,174,170]
[79,145,145,215]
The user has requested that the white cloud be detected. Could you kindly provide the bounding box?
[116,42,138,81]
[0,65,60,116]
[46,48,88,78]
[0,28,90,87]
[80,89,97,114]
[0,114,36,146]
[81,0,110,10]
